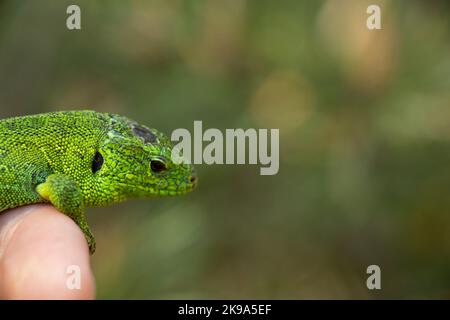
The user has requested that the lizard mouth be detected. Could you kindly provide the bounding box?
[172,177,197,195]
[152,173,197,196]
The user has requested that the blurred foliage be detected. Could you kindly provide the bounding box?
[0,0,449,298]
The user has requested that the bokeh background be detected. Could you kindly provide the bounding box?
[0,0,449,299]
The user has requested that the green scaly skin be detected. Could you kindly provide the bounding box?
[0,110,197,254]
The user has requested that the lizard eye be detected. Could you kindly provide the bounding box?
[92,151,104,174]
[150,159,167,173]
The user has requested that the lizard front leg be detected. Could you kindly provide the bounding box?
[36,173,96,254]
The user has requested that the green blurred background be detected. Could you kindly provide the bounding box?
[0,0,449,298]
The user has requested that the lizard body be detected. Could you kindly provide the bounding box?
[0,110,197,253]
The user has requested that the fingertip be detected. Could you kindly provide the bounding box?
[0,205,96,299]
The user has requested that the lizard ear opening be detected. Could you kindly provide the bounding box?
[92,151,104,174]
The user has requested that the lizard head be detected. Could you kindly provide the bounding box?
[91,114,197,201]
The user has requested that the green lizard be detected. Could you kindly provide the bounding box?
[0,110,197,254]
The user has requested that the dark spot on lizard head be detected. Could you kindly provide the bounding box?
[132,124,158,144]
